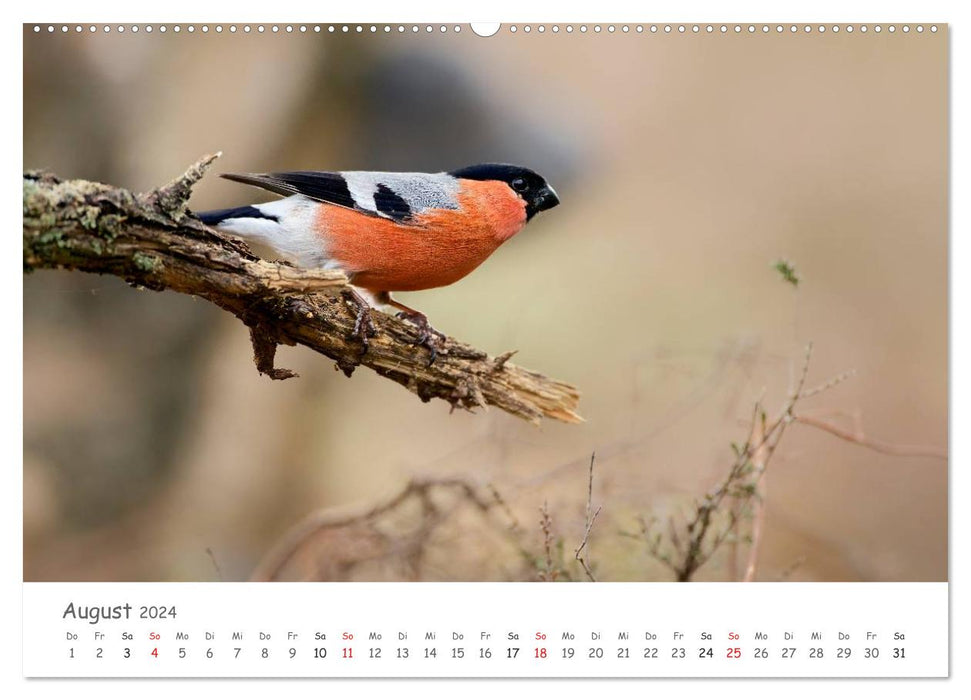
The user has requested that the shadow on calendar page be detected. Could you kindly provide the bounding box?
[23,23,947,589]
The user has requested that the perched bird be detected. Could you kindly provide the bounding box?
[196,165,560,361]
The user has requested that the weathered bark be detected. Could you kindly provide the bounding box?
[23,154,582,424]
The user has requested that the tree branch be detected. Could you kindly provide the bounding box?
[23,154,583,425]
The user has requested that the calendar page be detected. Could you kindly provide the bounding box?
[20,11,950,685]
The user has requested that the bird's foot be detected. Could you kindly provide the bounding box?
[342,290,377,354]
[396,310,446,365]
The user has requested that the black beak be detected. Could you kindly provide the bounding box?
[526,185,560,220]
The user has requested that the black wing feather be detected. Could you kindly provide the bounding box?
[372,183,412,222]
[220,171,362,213]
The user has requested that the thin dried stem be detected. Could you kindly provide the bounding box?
[574,453,602,582]
[539,501,558,582]
[742,414,769,582]
[794,414,947,460]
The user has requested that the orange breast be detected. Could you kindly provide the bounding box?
[318,180,527,292]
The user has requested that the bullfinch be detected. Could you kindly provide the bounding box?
[196,164,560,361]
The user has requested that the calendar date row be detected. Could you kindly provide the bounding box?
[65,644,910,661]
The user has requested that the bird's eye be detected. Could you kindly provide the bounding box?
[511,177,528,192]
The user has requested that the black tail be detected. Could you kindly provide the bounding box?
[195,205,277,226]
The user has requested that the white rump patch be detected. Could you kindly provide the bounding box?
[216,195,332,269]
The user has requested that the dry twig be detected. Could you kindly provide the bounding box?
[538,501,559,582]
[794,414,947,460]
[574,453,602,582]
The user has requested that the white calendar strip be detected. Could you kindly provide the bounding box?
[23,582,947,678]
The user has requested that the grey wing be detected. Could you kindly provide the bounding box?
[221,170,461,224]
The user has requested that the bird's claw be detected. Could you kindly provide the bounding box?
[353,307,377,348]
[343,291,377,354]
[396,311,445,365]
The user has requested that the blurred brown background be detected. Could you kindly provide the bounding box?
[23,25,947,582]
